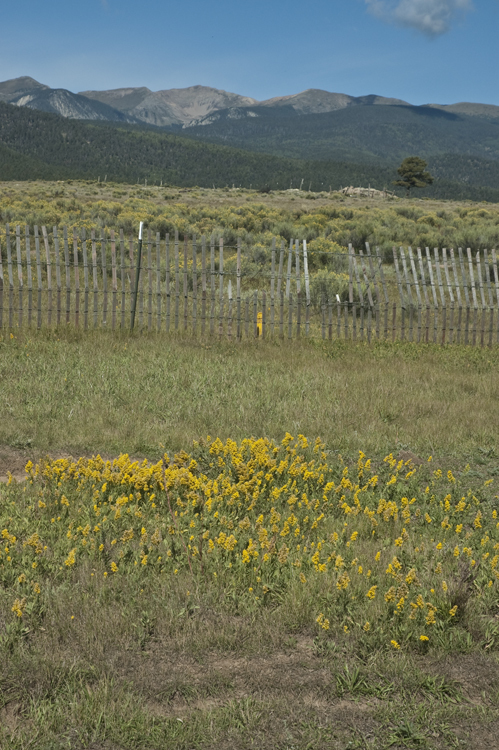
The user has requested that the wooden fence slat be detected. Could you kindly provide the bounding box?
[408,247,422,343]
[337,297,342,339]
[53,227,61,326]
[416,248,430,342]
[253,290,258,338]
[295,239,301,295]
[425,248,438,344]
[175,230,180,332]
[270,237,275,335]
[451,248,463,345]
[467,248,478,346]
[236,238,242,340]
[245,295,250,338]
[72,227,79,328]
[166,233,171,332]
[120,229,126,329]
[491,250,499,344]
[433,249,446,344]
[285,239,293,299]
[192,235,197,334]
[200,235,206,335]
[25,226,33,327]
[348,244,354,305]
[276,240,285,298]
[288,292,293,339]
[218,238,224,336]
[228,281,233,340]
[400,247,414,342]
[476,251,486,347]
[457,248,470,345]
[295,240,301,338]
[352,250,365,306]
[91,230,98,328]
[442,249,454,343]
[6,225,14,329]
[15,226,23,327]
[484,250,494,347]
[5,227,12,328]
[484,249,494,347]
[209,237,215,336]
[156,232,161,332]
[35,226,42,329]
[328,297,333,340]
[279,290,284,338]
[358,246,374,308]
[110,230,117,331]
[303,239,310,336]
[392,247,405,309]
[392,247,405,341]
[262,290,266,339]
[82,228,89,330]
[42,227,52,327]
[100,230,108,327]
[218,288,225,340]
[321,294,326,339]
[365,244,380,339]
[296,289,301,338]
[128,232,135,293]
[348,246,356,340]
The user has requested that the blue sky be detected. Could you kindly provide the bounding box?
[1,0,497,105]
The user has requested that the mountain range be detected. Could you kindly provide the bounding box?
[0,76,498,201]
[2,76,498,129]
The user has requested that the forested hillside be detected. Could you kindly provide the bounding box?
[184,104,499,165]
[0,102,498,201]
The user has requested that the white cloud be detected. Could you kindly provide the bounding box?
[366,0,473,36]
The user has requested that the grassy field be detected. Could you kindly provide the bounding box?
[1,329,499,749]
[1,181,498,262]
[1,185,499,749]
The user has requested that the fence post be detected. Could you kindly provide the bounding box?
[130,222,143,331]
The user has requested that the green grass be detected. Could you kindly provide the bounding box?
[1,328,499,462]
[2,331,499,748]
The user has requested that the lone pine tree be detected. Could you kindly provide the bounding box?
[393,157,434,196]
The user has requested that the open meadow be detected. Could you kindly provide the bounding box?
[1,185,499,749]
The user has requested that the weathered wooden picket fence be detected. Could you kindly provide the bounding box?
[0,223,498,346]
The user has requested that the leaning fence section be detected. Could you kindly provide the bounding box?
[0,223,497,347]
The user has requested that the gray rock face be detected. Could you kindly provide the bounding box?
[2,77,498,128]
[0,77,137,122]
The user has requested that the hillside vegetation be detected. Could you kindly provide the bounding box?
[2,332,499,749]
[1,102,498,202]
[184,103,499,167]
[1,182,498,262]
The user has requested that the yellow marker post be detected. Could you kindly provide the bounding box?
[257,311,262,336]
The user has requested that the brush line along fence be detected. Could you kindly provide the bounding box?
[0,224,498,347]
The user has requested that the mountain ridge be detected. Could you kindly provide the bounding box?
[1,76,497,128]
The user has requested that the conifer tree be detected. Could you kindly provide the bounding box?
[393,157,433,196]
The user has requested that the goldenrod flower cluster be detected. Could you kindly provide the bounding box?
[1,436,498,651]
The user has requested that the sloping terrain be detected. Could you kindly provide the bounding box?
[0,100,498,200]
[184,103,499,165]
[0,76,137,122]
